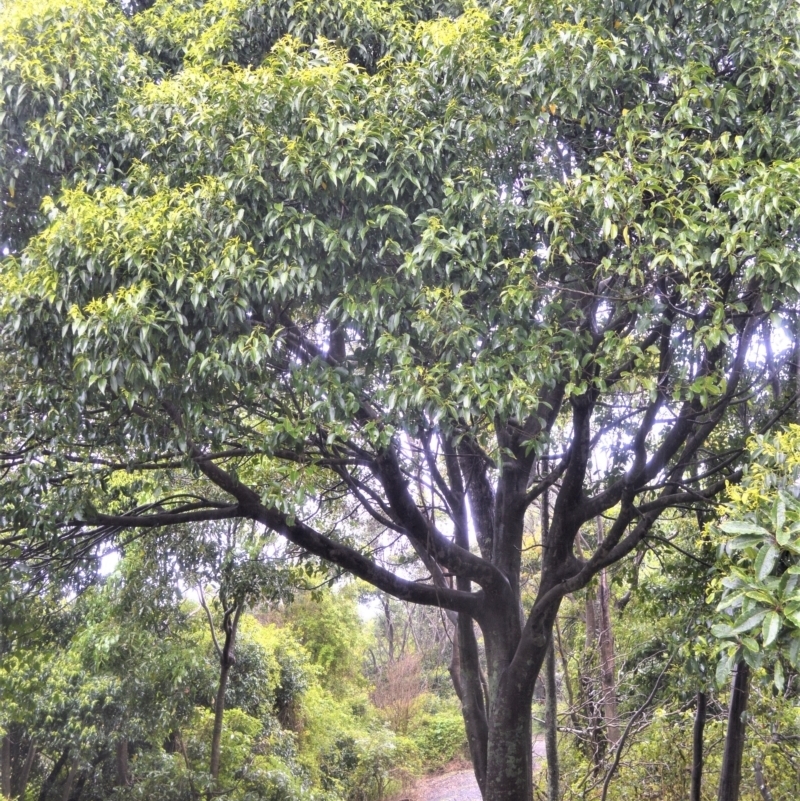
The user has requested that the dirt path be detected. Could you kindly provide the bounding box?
[404,737,546,801]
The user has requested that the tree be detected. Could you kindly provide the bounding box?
[188,521,290,781]
[3,0,800,798]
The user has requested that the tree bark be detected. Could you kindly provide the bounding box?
[480,591,558,801]
[209,602,243,781]
[381,596,395,662]
[753,759,773,801]
[59,760,78,801]
[210,661,232,781]
[448,625,464,701]
[597,568,619,746]
[16,741,36,801]
[718,662,750,801]
[542,487,559,801]
[581,585,604,770]
[456,612,489,796]
[37,748,69,801]
[115,740,129,787]
[544,642,559,801]
[691,691,707,801]
[485,681,536,801]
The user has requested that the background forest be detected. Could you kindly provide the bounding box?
[1,541,471,801]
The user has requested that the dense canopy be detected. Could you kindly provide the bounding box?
[3,0,800,798]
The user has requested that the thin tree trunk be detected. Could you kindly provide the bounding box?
[406,606,422,653]
[544,642,559,801]
[1,734,10,799]
[581,585,604,769]
[600,652,673,801]
[596,521,619,748]
[210,662,232,781]
[209,601,244,782]
[382,596,395,663]
[794,310,800,423]
[753,759,773,801]
[718,662,750,801]
[60,760,78,801]
[37,748,69,801]
[448,625,464,701]
[457,612,489,796]
[16,741,36,801]
[554,620,574,711]
[542,488,559,801]
[115,740,129,787]
[690,691,707,801]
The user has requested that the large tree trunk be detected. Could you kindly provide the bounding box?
[544,642,559,801]
[485,684,535,801]
[691,691,707,801]
[718,663,750,801]
[480,592,557,801]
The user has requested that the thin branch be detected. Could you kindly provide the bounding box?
[198,585,222,660]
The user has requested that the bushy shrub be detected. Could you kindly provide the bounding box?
[408,703,467,770]
[225,639,277,717]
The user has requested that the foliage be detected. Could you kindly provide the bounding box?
[407,702,467,771]
[0,543,442,801]
[282,585,368,692]
[5,0,800,795]
[711,425,800,689]
[548,539,800,801]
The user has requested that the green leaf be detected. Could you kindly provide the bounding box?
[715,651,735,687]
[755,544,779,581]
[774,659,785,693]
[788,635,800,668]
[732,610,768,635]
[720,521,771,537]
[762,611,781,648]
[775,496,786,536]
[742,646,763,669]
[741,636,759,653]
[711,623,735,639]
[726,534,766,550]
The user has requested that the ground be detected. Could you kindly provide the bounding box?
[404,737,546,801]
